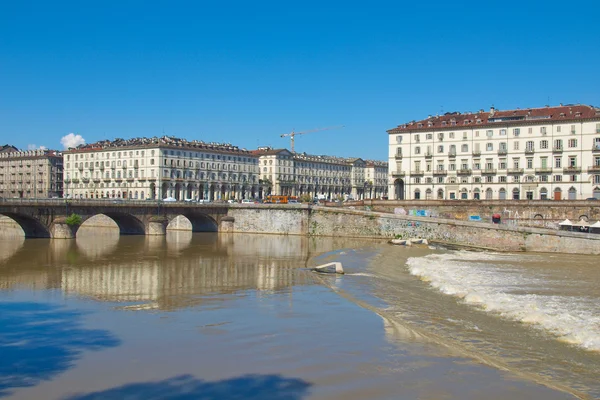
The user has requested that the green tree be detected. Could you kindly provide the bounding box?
[65,213,82,226]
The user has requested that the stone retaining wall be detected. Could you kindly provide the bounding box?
[228,205,600,254]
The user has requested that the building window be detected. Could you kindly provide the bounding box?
[396,135,403,143]
[568,139,577,148]
[500,129,506,136]
[569,156,576,167]
[426,134,433,140]
[526,141,534,151]
[438,145,444,153]
[513,128,520,136]
[486,143,493,151]
[513,141,519,150]
[554,175,562,182]
[555,157,562,168]
[486,130,493,137]
[461,144,468,152]
[557,126,562,133]
[540,140,548,149]
[527,158,533,169]
[554,139,563,150]
[541,127,547,135]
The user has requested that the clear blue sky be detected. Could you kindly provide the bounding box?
[1,0,598,160]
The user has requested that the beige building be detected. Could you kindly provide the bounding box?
[63,137,263,200]
[388,105,600,201]
[252,147,388,200]
[0,145,63,199]
[63,137,388,201]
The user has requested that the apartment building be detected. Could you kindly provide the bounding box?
[0,146,63,199]
[63,137,261,200]
[252,147,388,200]
[387,105,600,200]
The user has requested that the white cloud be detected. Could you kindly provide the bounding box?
[27,144,48,150]
[60,133,86,149]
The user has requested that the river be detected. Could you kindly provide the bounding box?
[0,229,598,399]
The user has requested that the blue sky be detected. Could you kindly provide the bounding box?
[1,0,598,160]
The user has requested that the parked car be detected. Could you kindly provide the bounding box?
[162,197,177,202]
[197,199,211,204]
[241,199,255,204]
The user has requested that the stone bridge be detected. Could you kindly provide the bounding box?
[0,199,232,239]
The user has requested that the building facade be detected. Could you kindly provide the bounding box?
[252,147,388,200]
[63,137,263,201]
[0,147,63,199]
[388,105,600,201]
[63,137,388,201]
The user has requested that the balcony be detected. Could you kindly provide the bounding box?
[114,178,123,182]
[93,178,101,183]
[394,153,403,160]
[507,168,524,174]
[99,164,105,170]
[77,165,83,170]
[563,167,581,174]
[448,151,456,158]
[127,177,135,181]
[472,150,481,156]
[89,165,94,171]
[593,145,600,152]
[71,178,80,183]
[391,171,406,178]
[552,147,563,153]
[535,168,552,174]
[433,169,447,176]
[525,149,535,154]
[497,149,508,156]
[410,170,424,176]
[482,169,496,174]
[457,169,472,175]
[587,166,600,173]
[81,177,90,183]
[424,152,433,158]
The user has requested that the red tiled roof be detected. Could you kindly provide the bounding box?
[387,105,600,134]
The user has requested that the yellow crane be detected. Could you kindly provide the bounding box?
[280,125,344,152]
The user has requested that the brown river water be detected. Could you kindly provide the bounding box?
[0,227,599,399]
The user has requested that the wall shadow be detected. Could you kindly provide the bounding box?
[64,373,312,400]
[0,302,120,398]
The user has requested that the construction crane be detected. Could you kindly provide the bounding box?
[280,125,344,152]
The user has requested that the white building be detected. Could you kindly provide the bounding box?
[252,147,388,200]
[388,105,600,201]
[63,137,388,201]
[63,137,263,200]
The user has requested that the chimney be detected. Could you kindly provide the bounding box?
[490,106,495,116]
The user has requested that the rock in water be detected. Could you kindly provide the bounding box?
[312,262,344,274]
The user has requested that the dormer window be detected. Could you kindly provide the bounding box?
[441,121,447,126]
[476,119,482,124]
[464,120,470,125]
[418,123,423,128]
[428,121,433,127]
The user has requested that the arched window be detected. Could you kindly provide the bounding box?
[568,187,577,200]
[486,188,493,200]
[512,188,520,200]
[499,188,506,200]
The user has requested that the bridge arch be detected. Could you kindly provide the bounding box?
[167,213,218,232]
[0,212,51,238]
[98,212,146,235]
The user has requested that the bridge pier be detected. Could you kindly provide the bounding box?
[146,216,168,236]
[220,216,235,233]
[50,218,79,239]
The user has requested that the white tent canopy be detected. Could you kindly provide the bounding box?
[573,218,590,227]
[558,219,573,226]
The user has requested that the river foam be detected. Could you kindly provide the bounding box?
[406,251,600,352]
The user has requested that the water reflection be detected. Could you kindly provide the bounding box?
[63,374,312,400]
[0,302,120,397]
[1,233,364,311]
